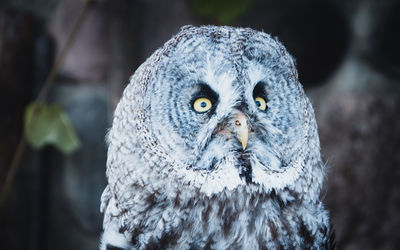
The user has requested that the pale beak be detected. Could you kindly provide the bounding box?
[233,113,249,150]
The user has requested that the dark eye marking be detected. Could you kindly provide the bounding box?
[191,83,219,115]
[252,81,267,99]
[252,81,268,111]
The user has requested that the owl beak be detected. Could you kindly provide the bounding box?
[233,113,249,150]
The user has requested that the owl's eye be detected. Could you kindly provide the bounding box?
[193,97,212,113]
[254,96,267,111]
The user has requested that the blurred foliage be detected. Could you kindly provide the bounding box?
[192,0,253,25]
[24,102,80,155]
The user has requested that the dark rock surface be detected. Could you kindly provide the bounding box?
[317,92,400,250]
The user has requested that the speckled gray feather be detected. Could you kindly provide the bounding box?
[100,25,335,249]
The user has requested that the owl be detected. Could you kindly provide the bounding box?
[100,25,335,249]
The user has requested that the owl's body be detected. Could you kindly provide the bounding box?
[100,26,334,249]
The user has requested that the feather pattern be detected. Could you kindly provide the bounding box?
[100,25,334,249]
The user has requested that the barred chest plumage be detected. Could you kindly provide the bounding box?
[102,183,334,250]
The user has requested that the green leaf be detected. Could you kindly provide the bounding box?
[24,102,81,155]
[192,0,253,25]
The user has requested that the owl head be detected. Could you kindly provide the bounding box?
[106,25,324,205]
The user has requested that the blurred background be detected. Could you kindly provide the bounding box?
[0,0,399,249]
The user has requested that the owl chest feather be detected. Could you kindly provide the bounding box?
[118,186,332,250]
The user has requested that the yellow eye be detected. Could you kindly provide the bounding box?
[255,96,267,111]
[193,97,212,113]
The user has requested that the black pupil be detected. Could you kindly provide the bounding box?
[200,101,207,108]
[256,100,261,107]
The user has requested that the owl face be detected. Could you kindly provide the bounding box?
[141,27,312,195]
